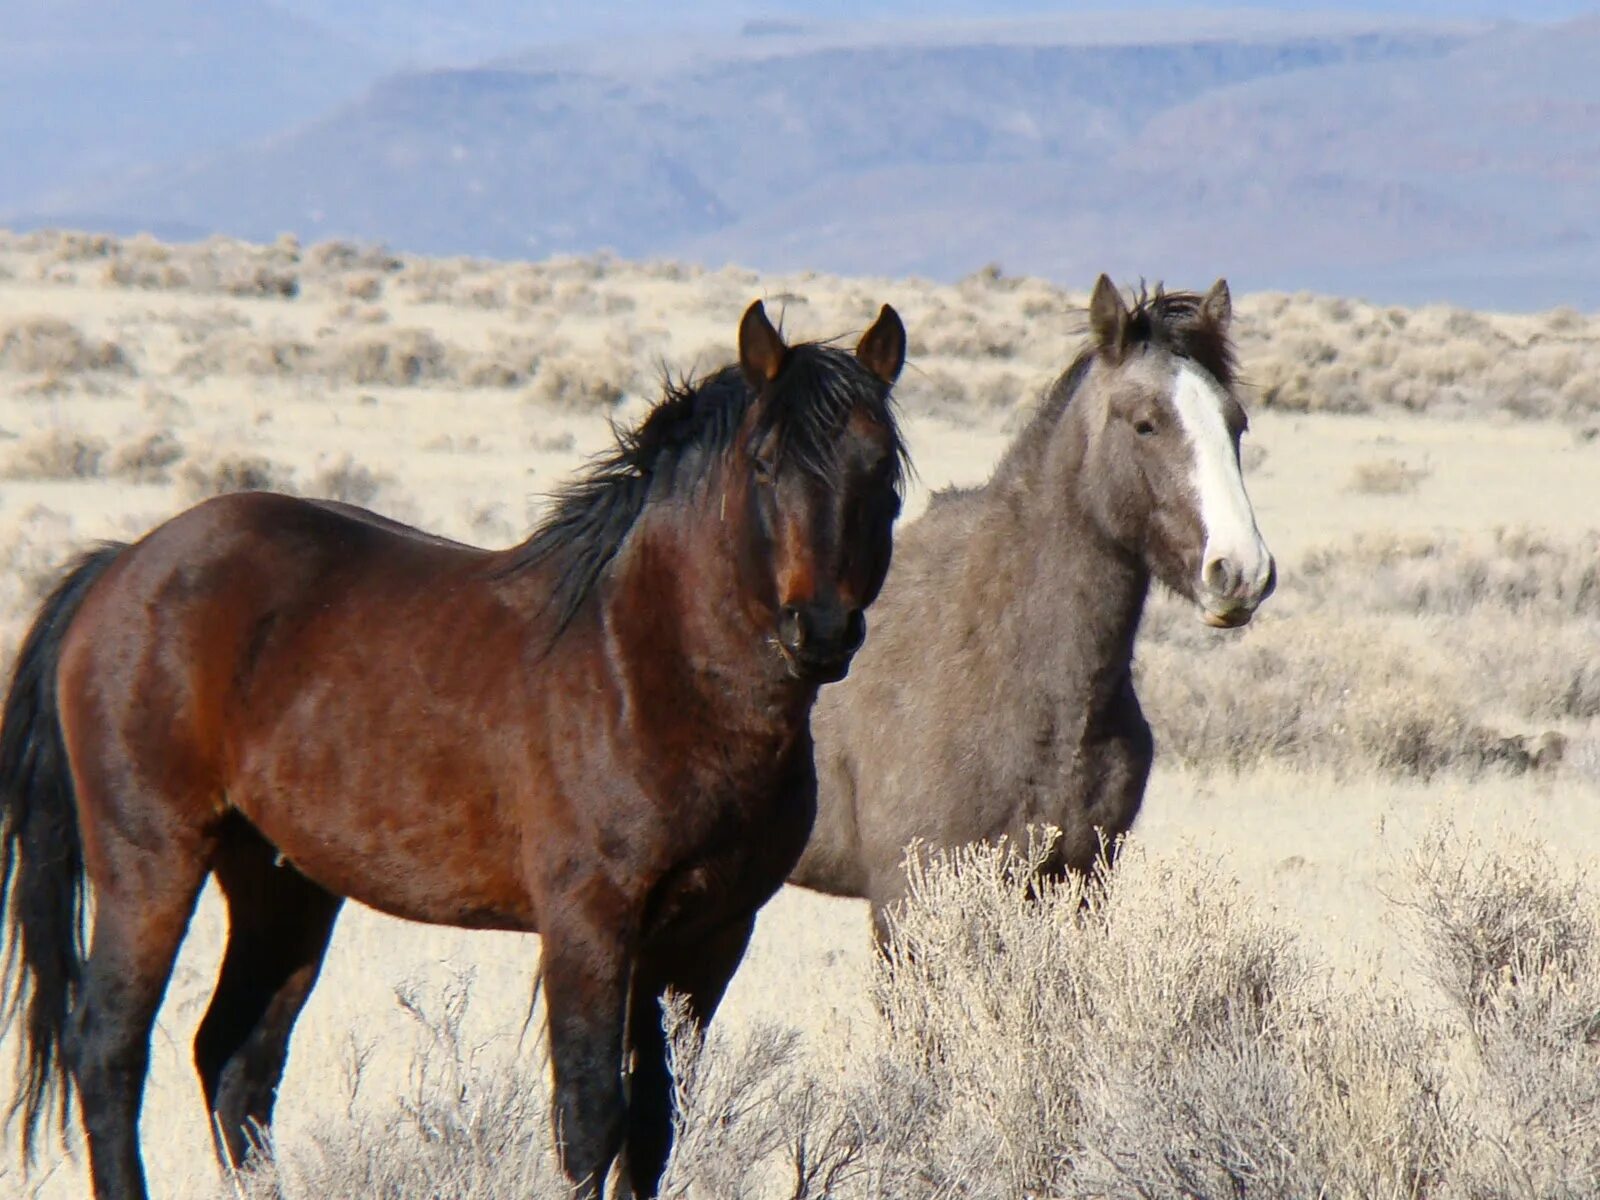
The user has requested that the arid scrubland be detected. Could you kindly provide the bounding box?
[0,229,1596,1197]
[210,835,1600,1200]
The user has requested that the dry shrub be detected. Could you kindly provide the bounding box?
[332,301,391,325]
[1348,455,1431,495]
[0,317,130,375]
[1237,293,1600,422]
[204,833,1600,1199]
[303,239,403,276]
[38,230,118,262]
[0,507,78,615]
[178,451,296,501]
[1403,828,1593,1032]
[2,428,107,480]
[865,837,1449,1199]
[917,303,1023,359]
[392,257,474,304]
[529,431,577,455]
[305,456,395,508]
[657,999,813,1199]
[1138,530,1600,778]
[107,430,185,484]
[174,325,556,390]
[99,236,299,298]
[1299,530,1600,621]
[462,336,544,389]
[316,328,452,387]
[175,331,313,379]
[342,273,384,302]
[526,355,633,411]
[103,258,193,291]
[1402,828,1600,1198]
[222,975,850,1200]
[176,450,402,514]
[225,973,567,1200]
[1137,617,1508,777]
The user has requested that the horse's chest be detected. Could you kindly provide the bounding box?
[644,772,814,942]
[1003,694,1149,820]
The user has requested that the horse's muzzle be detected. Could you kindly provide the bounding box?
[777,604,866,682]
[1199,555,1276,628]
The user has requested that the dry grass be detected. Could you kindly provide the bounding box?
[174,450,405,517]
[177,450,297,501]
[106,430,185,484]
[1136,529,1600,779]
[1297,530,1600,621]
[525,355,635,411]
[2,429,107,480]
[205,828,1600,1199]
[1401,830,1600,1199]
[169,325,613,399]
[0,228,1596,1196]
[11,229,1600,424]
[224,973,567,1200]
[1349,455,1431,495]
[0,317,130,375]
[1238,292,1600,421]
[304,456,395,508]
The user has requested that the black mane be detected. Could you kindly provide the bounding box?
[506,343,906,636]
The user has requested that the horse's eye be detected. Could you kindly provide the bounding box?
[753,454,776,484]
[1134,419,1156,437]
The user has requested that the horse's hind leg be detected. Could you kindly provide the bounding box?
[69,805,214,1200]
[194,818,342,1171]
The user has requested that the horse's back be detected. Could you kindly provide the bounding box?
[55,492,500,778]
[53,491,551,926]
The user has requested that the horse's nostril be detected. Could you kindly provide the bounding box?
[843,608,867,652]
[778,605,806,652]
[1203,556,1239,596]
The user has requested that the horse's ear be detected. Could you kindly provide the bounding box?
[1088,274,1129,352]
[856,304,906,385]
[1202,278,1232,332]
[739,300,787,387]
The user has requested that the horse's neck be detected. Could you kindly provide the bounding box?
[985,425,1148,714]
[602,503,812,734]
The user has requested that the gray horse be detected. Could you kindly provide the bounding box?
[789,276,1275,939]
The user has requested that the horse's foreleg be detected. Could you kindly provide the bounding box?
[69,833,211,1200]
[542,899,634,1199]
[194,823,343,1172]
[622,916,756,1199]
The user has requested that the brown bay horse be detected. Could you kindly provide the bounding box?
[0,300,908,1198]
[790,277,1274,939]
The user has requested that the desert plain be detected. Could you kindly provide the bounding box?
[0,230,1596,1197]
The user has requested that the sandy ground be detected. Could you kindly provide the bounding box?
[0,235,1594,1196]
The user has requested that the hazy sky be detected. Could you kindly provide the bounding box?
[752,1,1593,15]
[271,1,1599,65]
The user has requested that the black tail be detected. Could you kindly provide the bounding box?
[0,542,126,1164]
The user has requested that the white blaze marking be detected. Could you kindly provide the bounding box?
[1170,365,1270,594]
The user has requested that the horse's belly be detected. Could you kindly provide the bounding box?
[231,785,538,932]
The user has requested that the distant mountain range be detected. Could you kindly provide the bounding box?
[5,4,1599,310]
